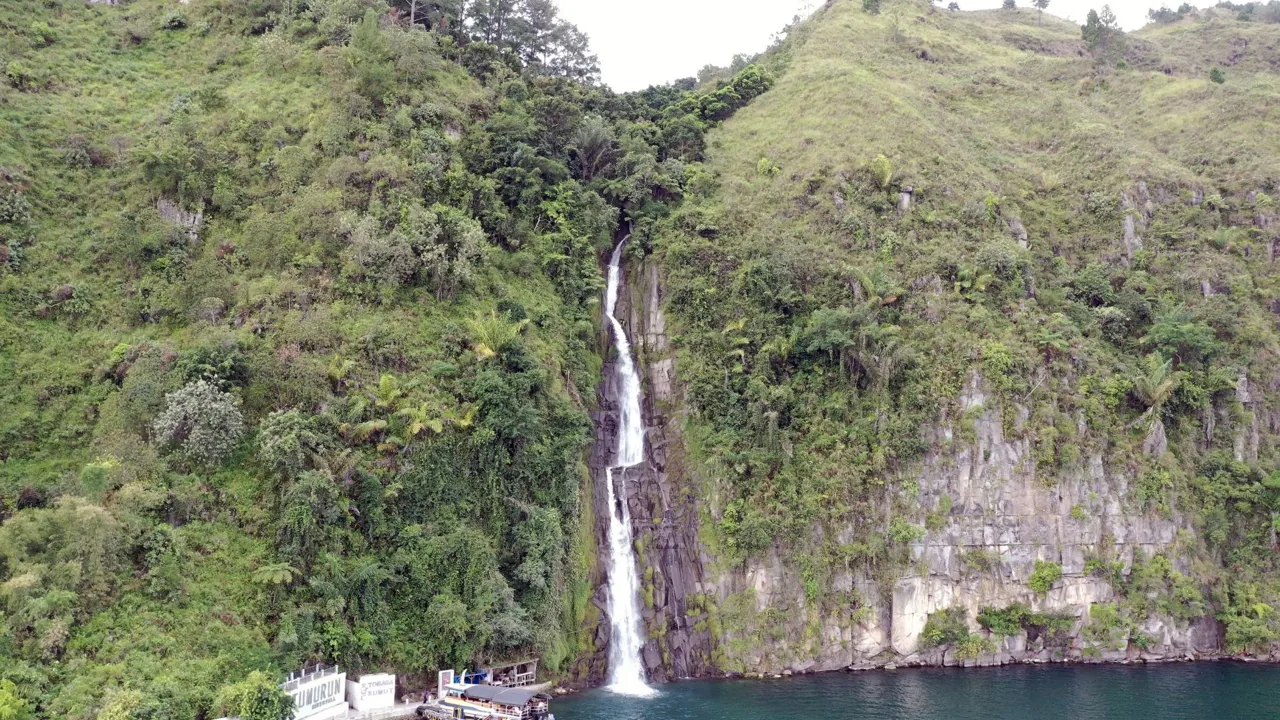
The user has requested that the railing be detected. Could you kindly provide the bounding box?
[349,703,429,720]
[280,664,341,692]
[353,703,451,720]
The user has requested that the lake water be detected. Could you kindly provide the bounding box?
[554,663,1280,720]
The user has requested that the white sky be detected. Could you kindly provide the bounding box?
[555,0,1212,92]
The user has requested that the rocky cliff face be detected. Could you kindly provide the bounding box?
[587,258,1273,686]
[694,369,1277,672]
[585,254,718,684]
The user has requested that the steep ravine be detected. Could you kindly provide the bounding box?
[584,249,718,686]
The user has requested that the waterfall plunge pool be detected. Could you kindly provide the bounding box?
[555,662,1280,720]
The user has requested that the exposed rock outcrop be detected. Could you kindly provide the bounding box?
[156,198,203,243]
[692,373,1275,673]
[1006,216,1029,249]
[585,251,716,685]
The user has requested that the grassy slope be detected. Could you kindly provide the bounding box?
[664,0,1280,657]
[714,5,1280,230]
[0,1,510,483]
[1,1,603,714]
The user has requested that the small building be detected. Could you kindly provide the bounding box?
[457,659,539,688]
[485,660,539,688]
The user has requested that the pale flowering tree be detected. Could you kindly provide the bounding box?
[152,380,245,464]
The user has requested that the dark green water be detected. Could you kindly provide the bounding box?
[555,663,1280,720]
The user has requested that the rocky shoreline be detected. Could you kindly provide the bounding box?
[555,653,1280,694]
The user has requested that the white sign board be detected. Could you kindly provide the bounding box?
[437,669,454,698]
[282,667,347,720]
[347,674,396,712]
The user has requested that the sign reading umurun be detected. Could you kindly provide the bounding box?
[280,665,347,720]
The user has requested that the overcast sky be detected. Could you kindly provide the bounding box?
[556,0,1209,92]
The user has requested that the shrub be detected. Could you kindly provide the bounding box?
[1209,68,1225,84]
[979,603,1075,647]
[152,380,246,465]
[976,239,1028,281]
[984,193,1003,222]
[953,633,995,660]
[1084,602,1124,647]
[30,21,56,46]
[5,61,32,89]
[1143,309,1221,365]
[756,157,780,176]
[719,500,774,555]
[978,603,1030,635]
[926,494,952,531]
[175,341,249,389]
[97,690,141,720]
[257,410,333,478]
[981,340,1017,384]
[1084,554,1124,584]
[868,154,894,189]
[0,186,32,225]
[1094,305,1130,343]
[0,679,34,720]
[346,215,419,287]
[1028,559,1063,593]
[1165,573,1207,621]
[62,135,96,169]
[863,0,882,14]
[962,548,1000,573]
[1148,3,1195,23]
[214,672,293,720]
[120,22,152,46]
[921,606,969,647]
[162,12,188,30]
[888,518,926,544]
[1135,469,1173,514]
[1223,610,1277,653]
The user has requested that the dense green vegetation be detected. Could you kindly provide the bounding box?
[658,0,1280,652]
[0,0,777,715]
[5,0,1280,714]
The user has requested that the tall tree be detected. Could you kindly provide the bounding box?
[546,21,599,83]
[517,0,558,68]
[1082,5,1122,54]
[422,0,466,36]
[471,0,522,49]
[1033,0,1049,23]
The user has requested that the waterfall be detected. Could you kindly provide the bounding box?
[601,236,657,697]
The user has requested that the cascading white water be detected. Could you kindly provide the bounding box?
[601,236,657,698]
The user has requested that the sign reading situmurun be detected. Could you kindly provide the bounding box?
[346,673,396,712]
[280,666,347,720]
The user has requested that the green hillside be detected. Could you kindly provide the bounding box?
[662,0,1280,655]
[0,0,773,715]
[3,0,1280,716]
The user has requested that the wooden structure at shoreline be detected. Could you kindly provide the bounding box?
[458,659,539,688]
